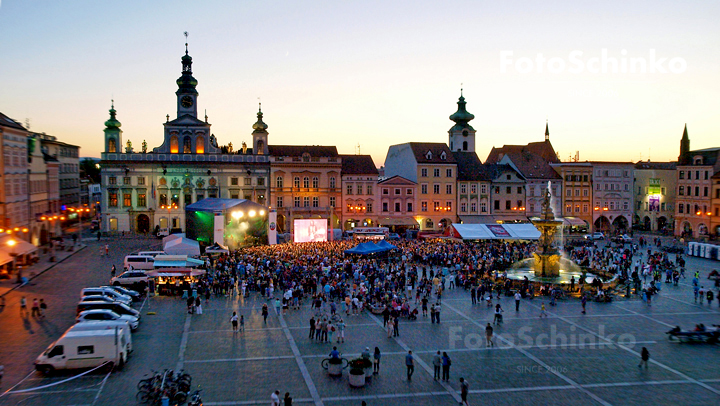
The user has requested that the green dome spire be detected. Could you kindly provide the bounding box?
[252,103,268,132]
[449,89,475,131]
[176,41,198,95]
[104,100,122,129]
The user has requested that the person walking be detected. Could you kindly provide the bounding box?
[230,312,239,332]
[405,350,414,381]
[393,317,399,337]
[283,392,293,406]
[240,315,245,332]
[309,316,316,339]
[435,302,441,323]
[111,264,116,278]
[638,347,650,369]
[373,347,381,374]
[441,352,451,382]
[540,303,548,318]
[432,350,441,380]
[31,298,40,317]
[386,317,393,338]
[515,290,521,311]
[485,323,494,347]
[430,304,436,323]
[104,244,109,256]
[39,299,47,318]
[19,296,27,316]
[270,390,280,406]
[337,318,345,343]
[459,377,470,406]
[262,304,269,324]
[581,294,587,314]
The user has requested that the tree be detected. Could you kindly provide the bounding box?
[80,158,100,183]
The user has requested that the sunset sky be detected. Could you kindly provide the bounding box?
[1,0,718,167]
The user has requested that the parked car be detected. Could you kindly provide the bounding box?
[110,271,149,290]
[80,295,117,304]
[123,255,155,270]
[76,301,140,319]
[81,287,132,305]
[105,285,142,301]
[612,234,633,244]
[77,309,139,331]
[584,232,605,240]
[35,326,130,375]
[69,320,133,353]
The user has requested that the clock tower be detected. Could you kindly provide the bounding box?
[176,42,198,119]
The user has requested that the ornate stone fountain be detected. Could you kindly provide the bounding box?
[531,185,563,277]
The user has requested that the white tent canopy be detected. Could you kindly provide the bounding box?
[162,237,201,256]
[451,223,541,240]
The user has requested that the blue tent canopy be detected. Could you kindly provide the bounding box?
[344,240,397,255]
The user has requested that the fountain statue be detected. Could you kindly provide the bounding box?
[531,184,564,277]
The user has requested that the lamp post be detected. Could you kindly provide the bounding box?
[7,239,19,282]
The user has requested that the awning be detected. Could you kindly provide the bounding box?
[146,268,206,277]
[0,249,13,266]
[163,237,201,256]
[377,216,419,227]
[450,223,540,240]
[459,215,529,224]
[153,255,204,268]
[562,217,588,227]
[0,236,38,256]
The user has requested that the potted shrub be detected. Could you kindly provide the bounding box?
[325,357,346,376]
[349,357,373,380]
[348,367,365,387]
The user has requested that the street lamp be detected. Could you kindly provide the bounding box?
[7,239,18,280]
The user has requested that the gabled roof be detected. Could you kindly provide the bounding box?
[0,112,26,131]
[484,163,525,182]
[678,147,720,167]
[634,161,677,170]
[268,145,339,157]
[407,142,456,164]
[498,151,562,180]
[378,175,417,186]
[485,140,559,165]
[340,155,378,175]
[454,151,490,182]
[166,115,209,127]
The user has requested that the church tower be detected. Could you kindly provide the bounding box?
[448,90,476,152]
[176,41,198,119]
[679,123,689,161]
[252,103,269,155]
[103,100,122,153]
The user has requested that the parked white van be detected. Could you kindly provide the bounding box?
[68,321,133,353]
[35,328,129,375]
[137,251,166,258]
[123,255,155,270]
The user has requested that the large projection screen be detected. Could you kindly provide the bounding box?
[294,219,328,243]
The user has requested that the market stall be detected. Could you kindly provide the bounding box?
[147,267,207,296]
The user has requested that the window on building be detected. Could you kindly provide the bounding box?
[421,201,428,212]
[494,200,500,210]
[367,185,373,195]
[704,187,708,197]
[394,188,401,195]
[566,205,572,213]
[517,200,523,208]
[367,202,373,213]
[183,136,192,153]
[122,176,131,185]
[506,187,511,194]
[170,136,178,153]
[433,184,440,194]
[326,177,334,188]
[421,168,428,177]
[433,201,441,211]
[109,176,116,185]
[395,202,401,212]
[303,177,309,188]
[425,219,434,228]
[478,184,483,194]
[517,187,522,194]
[137,177,145,185]
[575,205,580,213]
[383,188,390,195]
[123,193,132,207]
[196,193,204,201]
[407,202,413,212]
[312,177,319,188]
[356,184,362,194]
[257,178,265,186]
[294,197,300,207]
[294,177,300,188]
[434,168,440,177]
[679,186,684,196]
[138,193,146,207]
[479,202,485,212]
[421,184,428,194]
[696,171,700,180]
[460,202,467,212]
[159,193,167,206]
[346,184,353,195]
[460,184,467,194]
[383,202,389,212]
[303,197,310,207]
[329,197,336,207]
[695,186,700,196]
[244,178,252,186]
[446,184,452,194]
[505,200,511,210]
[566,189,572,197]
[623,201,629,210]
[312,197,319,207]
[109,192,118,207]
[446,168,452,177]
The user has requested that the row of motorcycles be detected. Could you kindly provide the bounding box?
[136,369,202,405]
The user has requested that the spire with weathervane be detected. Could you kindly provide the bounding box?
[104,100,123,154]
[545,120,550,142]
[679,123,690,162]
[176,31,198,118]
[448,86,476,152]
[252,102,269,155]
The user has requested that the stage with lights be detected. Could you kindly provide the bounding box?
[184,198,269,250]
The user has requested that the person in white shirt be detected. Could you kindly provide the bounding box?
[270,390,280,406]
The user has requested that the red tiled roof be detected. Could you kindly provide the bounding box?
[408,142,456,164]
[268,145,339,157]
[340,155,379,175]
[0,112,26,131]
[485,140,559,165]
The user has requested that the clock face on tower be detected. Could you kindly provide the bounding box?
[181,96,194,108]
